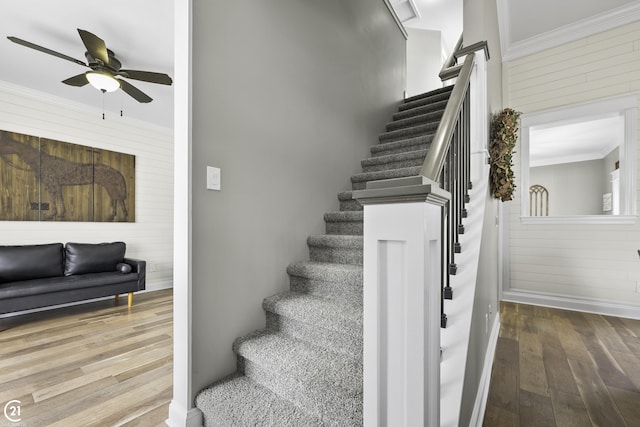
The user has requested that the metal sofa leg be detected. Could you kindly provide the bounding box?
[128,292,134,307]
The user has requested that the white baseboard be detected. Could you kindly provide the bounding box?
[502,289,640,320]
[469,313,500,427]
[165,401,203,427]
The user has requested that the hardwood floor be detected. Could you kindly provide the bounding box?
[0,289,173,426]
[484,301,640,427]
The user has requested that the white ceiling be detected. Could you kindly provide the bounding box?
[530,115,623,168]
[0,0,174,130]
[2,1,639,132]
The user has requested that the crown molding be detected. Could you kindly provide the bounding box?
[501,2,640,62]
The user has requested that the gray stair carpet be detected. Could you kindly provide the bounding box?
[195,85,453,426]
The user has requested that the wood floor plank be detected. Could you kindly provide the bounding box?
[486,336,520,414]
[606,385,640,426]
[44,365,172,427]
[622,335,640,354]
[0,329,170,385]
[0,289,172,425]
[568,357,627,427]
[519,331,549,397]
[551,315,590,361]
[488,302,640,427]
[519,389,556,427]
[535,317,580,396]
[499,308,519,340]
[578,328,636,392]
[483,403,519,427]
[586,312,631,354]
[602,315,639,340]
[533,305,552,319]
[620,317,640,338]
[548,389,591,427]
[519,310,538,334]
[608,349,640,392]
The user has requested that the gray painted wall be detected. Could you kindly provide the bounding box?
[460,0,503,423]
[530,159,605,215]
[406,28,443,97]
[464,0,503,112]
[190,0,406,398]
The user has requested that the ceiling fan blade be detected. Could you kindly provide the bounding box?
[62,73,89,87]
[77,29,109,65]
[7,36,87,67]
[119,69,173,85]
[118,79,152,103]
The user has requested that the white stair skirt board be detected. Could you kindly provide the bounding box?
[440,155,490,427]
[469,313,501,427]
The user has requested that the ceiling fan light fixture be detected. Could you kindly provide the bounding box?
[86,71,120,92]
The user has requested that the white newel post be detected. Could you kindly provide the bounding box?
[354,177,449,427]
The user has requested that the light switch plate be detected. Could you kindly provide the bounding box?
[207,166,221,191]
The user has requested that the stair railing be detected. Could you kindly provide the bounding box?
[352,36,489,425]
[421,37,489,327]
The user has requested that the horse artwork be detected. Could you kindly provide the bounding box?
[0,130,134,222]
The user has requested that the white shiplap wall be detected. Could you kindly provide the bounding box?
[503,20,640,316]
[0,83,174,291]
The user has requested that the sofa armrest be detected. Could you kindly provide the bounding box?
[123,258,146,291]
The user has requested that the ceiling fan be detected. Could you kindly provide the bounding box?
[7,28,172,103]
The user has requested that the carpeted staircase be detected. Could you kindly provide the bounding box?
[195,85,454,426]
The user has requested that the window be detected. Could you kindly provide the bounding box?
[520,94,637,224]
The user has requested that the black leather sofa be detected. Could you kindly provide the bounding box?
[0,242,145,315]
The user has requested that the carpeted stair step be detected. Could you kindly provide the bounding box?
[378,121,440,144]
[308,235,363,265]
[385,109,444,133]
[371,134,433,157]
[338,191,362,212]
[195,373,323,427]
[351,166,422,190]
[361,148,428,172]
[235,331,362,425]
[264,291,362,357]
[287,261,362,304]
[324,211,363,235]
[392,98,449,122]
[398,86,453,112]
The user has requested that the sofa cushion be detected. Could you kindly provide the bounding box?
[0,243,64,283]
[64,242,126,276]
[0,271,140,299]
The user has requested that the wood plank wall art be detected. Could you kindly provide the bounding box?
[0,130,135,222]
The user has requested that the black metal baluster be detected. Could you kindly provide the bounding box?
[441,193,448,328]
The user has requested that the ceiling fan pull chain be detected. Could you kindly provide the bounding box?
[119,90,124,118]
[102,91,105,120]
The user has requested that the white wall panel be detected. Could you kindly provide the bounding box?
[504,20,640,311]
[0,83,174,291]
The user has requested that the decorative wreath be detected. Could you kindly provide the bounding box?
[489,108,521,202]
